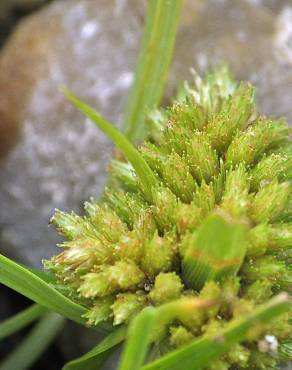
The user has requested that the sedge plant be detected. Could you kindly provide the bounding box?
[48,66,292,370]
[0,1,291,370]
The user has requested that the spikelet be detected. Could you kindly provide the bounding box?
[45,67,291,369]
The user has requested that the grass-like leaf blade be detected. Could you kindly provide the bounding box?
[63,327,126,370]
[0,313,64,370]
[118,298,218,370]
[118,307,157,370]
[24,265,55,283]
[124,0,183,142]
[63,89,158,202]
[0,304,47,340]
[0,254,86,325]
[279,340,292,362]
[182,213,247,290]
[141,293,291,370]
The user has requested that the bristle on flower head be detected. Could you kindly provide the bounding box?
[45,66,292,369]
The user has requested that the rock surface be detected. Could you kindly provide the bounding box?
[0,0,292,270]
[170,0,292,123]
[0,0,144,266]
[0,0,292,368]
[0,0,52,46]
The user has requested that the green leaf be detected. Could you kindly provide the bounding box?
[118,298,217,370]
[124,0,183,142]
[0,304,47,340]
[118,307,157,370]
[0,254,87,326]
[63,89,158,203]
[0,312,64,370]
[182,213,247,290]
[63,327,126,370]
[279,340,292,362]
[24,265,56,283]
[141,293,291,370]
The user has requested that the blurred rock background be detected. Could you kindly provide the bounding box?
[0,0,291,369]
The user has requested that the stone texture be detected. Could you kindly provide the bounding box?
[0,0,292,270]
[0,0,292,367]
[170,0,292,123]
[0,0,145,266]
[0,0,52,47]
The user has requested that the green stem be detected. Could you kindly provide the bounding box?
[142,293,291,370]
[0,313,64,370]
[118,308,157,370]
[124,0,183,142]
[63,327,126,370]
[63,89,158,202]
[118,298,216,370]
[0,304,47,340]
[0,254,87,326]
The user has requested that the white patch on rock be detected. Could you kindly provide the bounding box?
[275,7,292,64]
[258,334,278,354]
[81,21,99,39]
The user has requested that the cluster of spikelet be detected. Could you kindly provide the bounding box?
[45,67,292,369]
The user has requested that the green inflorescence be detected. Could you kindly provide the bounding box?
[44,67,292,369]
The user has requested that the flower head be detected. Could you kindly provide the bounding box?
[45,67,292,369]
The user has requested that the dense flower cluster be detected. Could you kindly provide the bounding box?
[45,67,291,369]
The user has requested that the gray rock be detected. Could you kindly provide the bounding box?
[0,0,292,270]
[170,0,292,123]
[0,0,52,46]
[0,0,144,266]
[0,0,291,368]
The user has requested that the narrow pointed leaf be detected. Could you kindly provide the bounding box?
[118,298,217,370]
[141,293,291,370]
[63,89,158,202]
[124,0,183,141]
[24,265,55,283]
[279,340,292,362]
[0,313,64,370]
[63,327,126,370]
[182,213,247,290]
[0,304,47,340]
[118,307,157,370]
[0,254,86,326]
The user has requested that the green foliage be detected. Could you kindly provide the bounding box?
[63,89,158,203]
[146,295,291,370]
[182,213,247,290]
[0,304,47,340]
[1,2,291,367]
[0,254,93,327]
[0,313,64,370]
[63,327,126,370]
[49,67,292,370]
[118,307,157,370]
[124,0,183,142]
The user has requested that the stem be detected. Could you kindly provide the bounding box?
[63,89,158,202]
[124,0,183,142]
[0,254,87,326]
[0,313,64,370]
[0,304,47,340]
[142,293,291,370]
